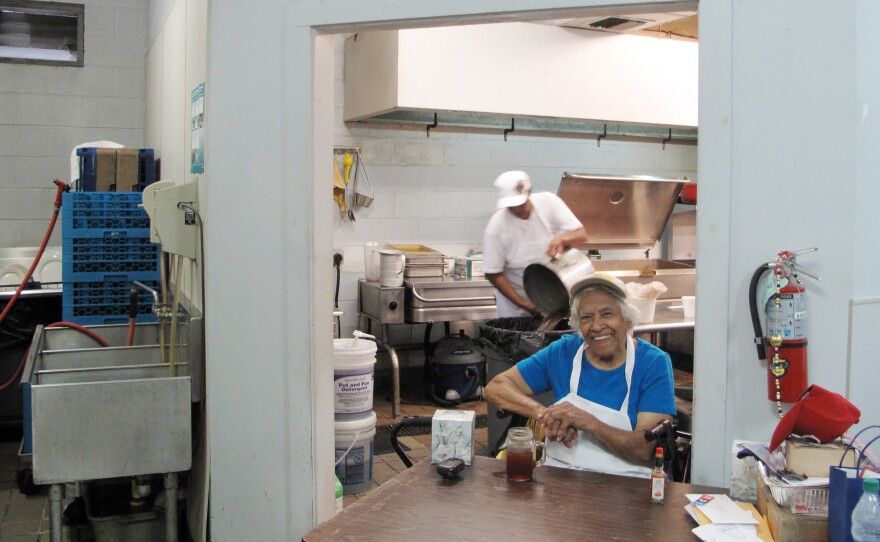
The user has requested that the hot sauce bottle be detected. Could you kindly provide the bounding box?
[651,447,665,504]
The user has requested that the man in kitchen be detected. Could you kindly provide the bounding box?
[482,170,588,317]
[483,273,676,477]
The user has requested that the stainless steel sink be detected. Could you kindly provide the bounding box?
[22,314,203,485]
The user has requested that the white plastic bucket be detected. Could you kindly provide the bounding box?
[363,242,382,282]
[334,411,377,495]
[682,295,696,319]
[333,336,377,418]
[630,297,657,323]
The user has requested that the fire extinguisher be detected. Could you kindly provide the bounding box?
[749,248,820,412]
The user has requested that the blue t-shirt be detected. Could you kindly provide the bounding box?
[516,334,676,428]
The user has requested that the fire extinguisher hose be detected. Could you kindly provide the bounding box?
[749,263,771,360]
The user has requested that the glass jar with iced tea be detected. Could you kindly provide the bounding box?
[505,427,546,481]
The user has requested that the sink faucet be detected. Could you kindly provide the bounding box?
[132,281,170,319]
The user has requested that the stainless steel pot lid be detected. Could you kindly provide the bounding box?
[557,173,687,250]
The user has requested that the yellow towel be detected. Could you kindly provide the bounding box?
[333,158,347,212]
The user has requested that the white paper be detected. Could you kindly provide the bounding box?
[684,503,700,522]
[692,523,762,542]
[686,494,758,525]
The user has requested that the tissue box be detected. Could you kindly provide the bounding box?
[785,437,856,477]
[453,257,483,278]
[431,410,475,465]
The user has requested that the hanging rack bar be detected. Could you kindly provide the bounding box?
[333,147,360,154]
[353,111,698,145]
[426,113,438,138]
[597,124,607,147]
[503,118,515,141]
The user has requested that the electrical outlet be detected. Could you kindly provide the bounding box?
[333,249,344,267]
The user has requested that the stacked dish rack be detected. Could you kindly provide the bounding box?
[61,192,161,325]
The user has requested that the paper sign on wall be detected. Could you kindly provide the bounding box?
[191,83,205,174]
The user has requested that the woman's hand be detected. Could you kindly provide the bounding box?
[537,403,595,447]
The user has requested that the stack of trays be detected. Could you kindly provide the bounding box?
[388,244,446,279]
[61,192,161,325]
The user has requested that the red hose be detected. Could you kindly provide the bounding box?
[0,180,67,327]
[0,321,110,391]
[0,182,118,391]
[0,347,30,392]
[126,317,136,347]
[46,321,110,347]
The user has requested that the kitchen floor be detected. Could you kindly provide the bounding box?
[0,370,491,540]
[345,370,491,508]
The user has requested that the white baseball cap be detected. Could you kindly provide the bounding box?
[494,171,532,209]
[569,272,628,299]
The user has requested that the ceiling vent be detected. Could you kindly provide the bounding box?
[553,12,696,35]
[583,17,648,32]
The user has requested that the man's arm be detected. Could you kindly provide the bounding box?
[485,272,541,316]
[547,226,588,258]
[483,366,546,420]
[538,405,669,465]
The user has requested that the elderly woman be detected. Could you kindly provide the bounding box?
[483,273,676,478]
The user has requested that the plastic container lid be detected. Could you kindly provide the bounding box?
[864,478,880,491]
[333,337,378,366]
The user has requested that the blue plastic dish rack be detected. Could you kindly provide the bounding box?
[62,279,160,325]
[61,191,161,325]
[62,192,151,234]
[76,147,156,192]
[62,235,160,281]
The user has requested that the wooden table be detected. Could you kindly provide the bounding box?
[304,456,725,541]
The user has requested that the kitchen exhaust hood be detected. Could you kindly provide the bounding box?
[344,23,698,139]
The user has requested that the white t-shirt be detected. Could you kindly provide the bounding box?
[482,192,583,317]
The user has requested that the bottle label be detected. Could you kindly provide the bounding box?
[652,475,665,503]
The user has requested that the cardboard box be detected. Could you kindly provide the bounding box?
[785,437,856,478]
[431,410,475,465]
[453,257,483,278]
[756,477,827,542]
[94,148,140,192]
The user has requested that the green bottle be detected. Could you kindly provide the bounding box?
[335,475,344,513]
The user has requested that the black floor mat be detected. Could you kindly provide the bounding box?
[373,414,487,455]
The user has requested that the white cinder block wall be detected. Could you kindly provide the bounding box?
[331,36,697,372]
[0,0,147,249]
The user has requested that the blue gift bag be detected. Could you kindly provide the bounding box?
[828,427,880,542]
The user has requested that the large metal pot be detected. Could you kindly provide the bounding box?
[523,249,595,316]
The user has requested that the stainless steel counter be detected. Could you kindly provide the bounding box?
[632,298,694,333]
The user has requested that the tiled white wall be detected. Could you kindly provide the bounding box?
[0,0,147,249]
[331,36,698,352]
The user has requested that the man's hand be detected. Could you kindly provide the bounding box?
[521,300,543,318]
[546,227,588,259]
